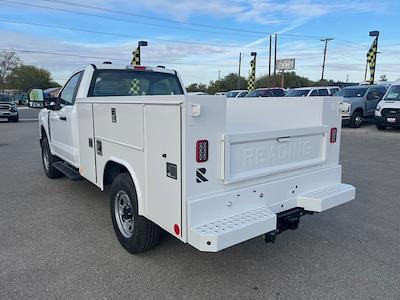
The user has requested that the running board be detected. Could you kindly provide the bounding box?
[297,183,355,212]
[53,162,82,181]
[189,206,277,252]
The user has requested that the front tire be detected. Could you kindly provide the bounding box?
[376,122,387,130]
[350,111,363,128]
[110,173,160,253]
[41,137,63,178]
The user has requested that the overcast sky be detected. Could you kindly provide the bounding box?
[1,0,399,86]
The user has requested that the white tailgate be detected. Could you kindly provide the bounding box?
[222,126,328,184]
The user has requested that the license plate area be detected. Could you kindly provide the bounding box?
[222,126,328,184]
[387,117,397,123]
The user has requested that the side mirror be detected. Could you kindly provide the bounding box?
[28,88,44,108]
[44,97,58,110]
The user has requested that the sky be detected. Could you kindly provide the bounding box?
[1,0,400,86]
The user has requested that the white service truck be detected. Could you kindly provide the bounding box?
[38,63,355,253]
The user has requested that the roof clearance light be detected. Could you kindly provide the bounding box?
[196,140,208,162]
[330,128,337,143]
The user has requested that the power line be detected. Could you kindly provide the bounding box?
[0,19,270,51]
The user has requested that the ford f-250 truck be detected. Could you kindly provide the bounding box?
[37,63,355,253]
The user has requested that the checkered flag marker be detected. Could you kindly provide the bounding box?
[130,47,141,95]
[367,38,378,85]
[247,57,256,91]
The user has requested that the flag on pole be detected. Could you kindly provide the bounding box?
[131,47,141,66]
[130,46,141,95]
[247,56,256,91]
[367,38,378,85]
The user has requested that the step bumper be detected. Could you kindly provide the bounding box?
[190,206,276,252]
[296,183,355,212]
[188,183,355,252]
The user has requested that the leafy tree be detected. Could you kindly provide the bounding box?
[6,65,60,92]
[0,50,21,92]
[186,83,207,92]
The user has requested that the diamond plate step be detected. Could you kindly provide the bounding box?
[297,183,355,212]
[189,206,276,252]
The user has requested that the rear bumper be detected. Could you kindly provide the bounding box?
[188,166,355,252]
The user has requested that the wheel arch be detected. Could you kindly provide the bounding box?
[101,158,144,215]
[353,107,364,116]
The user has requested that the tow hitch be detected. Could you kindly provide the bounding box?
[265,208,313,244]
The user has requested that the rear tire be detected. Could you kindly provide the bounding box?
[110,173,160,253]
[350,111,363,128]
[41,137,63,178]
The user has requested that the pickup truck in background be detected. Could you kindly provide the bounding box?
[35,63,355,253]
[338,85,388,128]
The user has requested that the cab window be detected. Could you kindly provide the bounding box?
[309,90,318,96]
[318,89,329,96]
[60,72,83,105]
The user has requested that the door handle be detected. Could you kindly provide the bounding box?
[277,137,291,143]
[59,116,67,121]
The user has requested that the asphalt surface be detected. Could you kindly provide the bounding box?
[0,107,39,123]
[0,121,399,299]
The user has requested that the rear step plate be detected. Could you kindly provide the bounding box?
[189,206,276,252]
[53,162,82,181]
[297,183,355,212]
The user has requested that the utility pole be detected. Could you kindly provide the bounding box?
[320,38,333,81]
[238,52,242,89]
[268,35,272,77]
[218,70,221,81]
[274,33,278,76]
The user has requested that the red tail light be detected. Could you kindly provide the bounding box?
[330,128,337,143]
[196,140,208,162]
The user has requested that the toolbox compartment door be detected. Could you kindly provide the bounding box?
[144,105,182,237]
[222,126,327,184]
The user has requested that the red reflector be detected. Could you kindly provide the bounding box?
[196,140,208,162]
[330,127,337,143]
[174,224,180,235]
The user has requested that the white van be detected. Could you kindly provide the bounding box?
[375,79,400,130]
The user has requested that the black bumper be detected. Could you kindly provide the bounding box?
[375,116,400,127]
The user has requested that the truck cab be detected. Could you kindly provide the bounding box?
[37,64,355,253]
[338,85,387,128]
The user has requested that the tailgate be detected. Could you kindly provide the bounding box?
[221,126,328,184]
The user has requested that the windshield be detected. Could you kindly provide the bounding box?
[383,85,400,101]
[285,89,310,97]
[88,69,184,97]
[0,94,12,102]
[336,87,368,98]
[226,91,240,98]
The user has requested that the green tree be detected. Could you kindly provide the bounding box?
[186,83,207,92]
[0,50,21,92]
[6,64,60,92]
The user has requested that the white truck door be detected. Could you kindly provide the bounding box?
[144,105,182,238]
[49,71,83,164]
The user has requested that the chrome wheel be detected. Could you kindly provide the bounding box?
[114,191,134,238]
[355,116,362,127]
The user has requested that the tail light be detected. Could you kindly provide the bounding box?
[196,140,208,162]
[330,128,337,143]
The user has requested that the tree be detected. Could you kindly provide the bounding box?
[6,65,60,92]
[186,83,207,92]
[0,50,21,92]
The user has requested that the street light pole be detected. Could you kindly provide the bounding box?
[238,52,242,89]
[137,41,148,65]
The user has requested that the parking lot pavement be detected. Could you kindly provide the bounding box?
[0,122,399,300]
[18,107,40,121]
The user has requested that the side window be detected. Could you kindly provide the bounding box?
[309,90,318,96]
[318,89,329,96]
[273,89,285,97]
[59,72,83,105]
[367,88,379,100]
[378,87,387,99]
[330,88,339,95]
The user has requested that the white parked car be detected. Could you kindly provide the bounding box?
[36,64,355,253]
[226,90,248,98]
[285,86,340,97]
[375,79,400,130]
